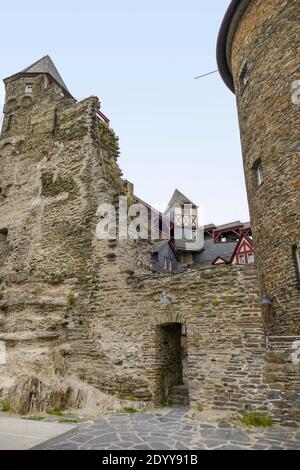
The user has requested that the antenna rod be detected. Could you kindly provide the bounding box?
[194,69,218,80]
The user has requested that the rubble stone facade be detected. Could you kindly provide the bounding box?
[0,41,299,425]
[223,0,300,335]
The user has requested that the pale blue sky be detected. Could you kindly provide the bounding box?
[0,0,250,225]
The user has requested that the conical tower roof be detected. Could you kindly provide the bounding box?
[4,55,73,98]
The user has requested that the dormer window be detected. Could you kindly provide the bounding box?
[25,84,33,94]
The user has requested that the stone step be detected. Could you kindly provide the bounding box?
[168,384,190,406]
[169,396,190,406]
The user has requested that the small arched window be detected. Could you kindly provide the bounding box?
[6,98,18,113]
[25,83,33,94]
[292,244,300,287]
[239,63,250,93]
[22,96,33,108]
[4,115,15,133]
[252,158,264,188]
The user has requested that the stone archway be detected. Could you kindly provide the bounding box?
[148,311,190,406]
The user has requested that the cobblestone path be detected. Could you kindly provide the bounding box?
[41,408,300,450]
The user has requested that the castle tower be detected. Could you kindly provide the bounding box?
[217,0,300,334]
[1,55,74,137]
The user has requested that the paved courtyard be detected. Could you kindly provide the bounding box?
[38,408,300,450]
[0,417,76,450]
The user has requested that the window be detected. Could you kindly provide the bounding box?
[293,244,300,285]
[252,158,264,187]
[168,259,173,272]
[256,163,264,186]
[239,63,250,92]
[248,253,254,264]
[192,228,197,241]
[25,84,33,94]
[239,254,245,264]
[6,98,18,112]
[5,115,14,132]
[164,257,168,270]
[0,228,9,265]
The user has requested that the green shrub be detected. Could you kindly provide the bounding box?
[1,400,10,412]
[60,418,80,424]
[241,412,272,428]
[22,416,44,421]
[67,292,76,305]
[122,407,138,414]
[196,404,204,413]
[46,408,64,417]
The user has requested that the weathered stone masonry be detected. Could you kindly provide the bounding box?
[0,44,299,425]
[217,0,300,423]
[219,0,300,335]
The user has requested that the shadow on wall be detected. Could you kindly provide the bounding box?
[155,322,189,406]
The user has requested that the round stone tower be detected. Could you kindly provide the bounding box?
[217,0,300,334]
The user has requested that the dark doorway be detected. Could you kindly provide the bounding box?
[0,228,8,266]
[155,322,189,406]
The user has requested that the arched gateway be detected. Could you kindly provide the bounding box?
[146,311,190,406]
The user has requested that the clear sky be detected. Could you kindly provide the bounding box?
[0,0,250,225]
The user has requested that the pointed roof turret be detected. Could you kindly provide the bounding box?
[164,189,197,216]
[4,55,73,98]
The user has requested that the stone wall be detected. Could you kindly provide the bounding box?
[92,263,269,412]
[229,0,300,335]
[264,350,300,425]
[0,63,299,424]
[0,72,119,410]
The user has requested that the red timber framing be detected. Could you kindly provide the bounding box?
[96,109,110,128]
[212,257,228,266]
[204,223,252,243]
[230,236,254,265]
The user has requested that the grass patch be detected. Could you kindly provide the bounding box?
[21,416,44,421]
[46,408,64,417]
[1,400,10,412]
[211,298,220,306]
[161,400,172,408]
[224,296,239,304]
[239,412,273,428]
[118,391,135,401]
[122,407,138,414]
[196,404,204,413]
[60,418,80,424]
[195,300,204,312]
[79,372,86,381]
[67,292,76,305]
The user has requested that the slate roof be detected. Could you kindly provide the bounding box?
[205,221,250,232]
[193,238,238,264]
[4,55,72,97]
[164,189,197,215]
[217,0,250,93]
